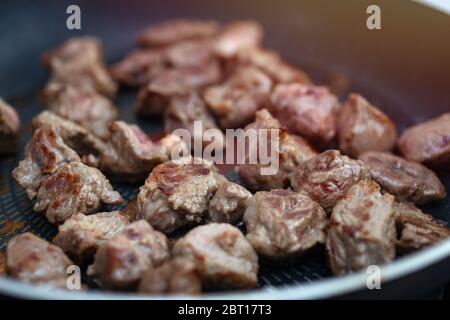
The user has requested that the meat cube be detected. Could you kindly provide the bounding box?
[235,47,311,84]
[394,201,450,251]
[99,121,187,183]
[53,211,129,263]
[338,94,397,157]
[41,83,118,139]
[173,223,259,289]
[358,151,446,205]
[326,180,396,275]
[270,83,341,147]
[204,66,273,128]
[32,111,107,161]
[87,220,170,290]
[6,233,73,287]
[138,257,202,295]
[207,181,252,223]
[0,97,20,155]
[398,113,450,165]
[12,127,81,199]
[136,157,221,234]
[137,19,219,47]
[236,109,317,191]
[42,37,117,97]
[34,161,123,224]
[290,150,371,212]
[136,61,222,117]
[165,39,215,69]
[110,48,165,87]
[213,21,262,58]
[244,189,327,258]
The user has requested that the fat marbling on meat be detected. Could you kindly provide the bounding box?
[0,97,20,155]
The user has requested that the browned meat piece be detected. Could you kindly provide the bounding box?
[207,181,252,223]
[138,257,202,295]
[164,92,223,149]
[165,39,215,69]
[99,121,187,183]
[110,48,165,87]
[42,37,117,97]
[136,61,222,117]
[234,47,311,84]
[270,83,341,147]
[32,111,107,161]
[6,233,73,287]
[204,66,272,129]
[136,157,221,234]
[0,97,20,155]
[398,113,450,165]
[244,189,327,258]
[41,83,118,139]
[338,94,397,157]
[290,150,371,212]
[326,180,396,275]
[137,19,219,47]
[394,201,450,251]
[53,211,129,263]
[34,161,123,224]
[359,151,446,205]
[173,223,258,289]
[87,220,170,290]
[236,109,317,191]
[12,127,80,199]
[213,21,262,58]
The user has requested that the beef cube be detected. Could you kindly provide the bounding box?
[87,220,170,290]
[53,211,129,263]
[398,113,450,165]
[290,150,371,212]
[173,223,258,289]
[165,39,215,69]
[338,94,397,157]
[6,233,73,287]
[359,151,446,205]
[213,21,262,58]
[244,189,327,258]
[326,180,396,275]
[0,97,20,155]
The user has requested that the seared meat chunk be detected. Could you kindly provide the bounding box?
[41,83,118,139]
[208,181,252,223]
[236,109,317,191]
[0,97,20,155]
[359,151,446,205]
[136,157,221,234]
[53,211,129,263]
[138,257,202,295]
[270,83,340,147]
[138,19,219,47]
[204,65,272,129]
[398,113,450,165]
[88,220,170,290]
[12,127,81,199]
[326,180,396,275]
[110,48,165,87]
[136,61,222,117]
[32,111,107,160]
[6,233,73,287]
[173,223,258,289]
[42,37,117,97]
[244,189,327,258]
[99,121,187,183]
[213,21,262,58]
[338,94,397,157]
[394,201,450,251]
[165,39,215,69]
[34,161,122,224]
[290,150,371,212]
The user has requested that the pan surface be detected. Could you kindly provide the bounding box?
[0,0,449,299]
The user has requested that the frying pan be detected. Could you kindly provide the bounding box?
[0,0,449,299]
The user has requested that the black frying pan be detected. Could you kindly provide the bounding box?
[0,0,449,299]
